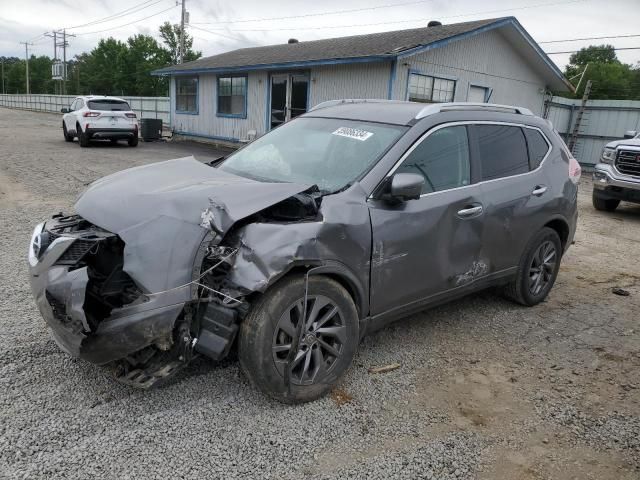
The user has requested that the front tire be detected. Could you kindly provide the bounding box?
[503,227,562,306]
[238,274,359,404]
[592,192,619,212]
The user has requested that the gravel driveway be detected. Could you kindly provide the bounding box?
[1,108,639,479]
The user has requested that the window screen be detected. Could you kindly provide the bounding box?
[475,125,529,180]
[176,76,198,113]
[523,128,550,169]
[408,73,455,103]
[395,126,471,194]
[218,76,247,116]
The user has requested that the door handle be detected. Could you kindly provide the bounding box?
[532,185,547,196]
[457,205,483,218]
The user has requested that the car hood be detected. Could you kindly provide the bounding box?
[75,156,312,234]
[605,138,640,149]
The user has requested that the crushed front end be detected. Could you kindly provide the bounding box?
[28,214,184,364]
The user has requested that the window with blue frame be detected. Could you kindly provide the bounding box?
[408,73,455,103]
[217,75,247,117]
[176,76,198,113]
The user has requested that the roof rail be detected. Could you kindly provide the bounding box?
[415,102,534,119]
[309,98,402,112]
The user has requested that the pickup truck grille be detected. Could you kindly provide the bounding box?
[616,150,640,177]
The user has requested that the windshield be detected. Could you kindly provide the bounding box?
[220,117,406,192]
[87,100,131,111]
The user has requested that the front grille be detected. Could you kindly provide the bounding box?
[615,150,640,177]
[45,292,85,334]
[55,239,97,265]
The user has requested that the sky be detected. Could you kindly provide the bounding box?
[1,0,639,72]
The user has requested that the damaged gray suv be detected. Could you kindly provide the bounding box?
[28,100,580,403]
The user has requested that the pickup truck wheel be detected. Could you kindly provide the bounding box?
[77,125,90,148]
[592,193,619,212]
[62,123,73,142]
[503,227,562,306]
[128,135,139,147]
[238,274,359,404]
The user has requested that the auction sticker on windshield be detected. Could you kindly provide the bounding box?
[332,127,374,141]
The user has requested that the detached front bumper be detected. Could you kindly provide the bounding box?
[28,221,185,365]
[593,164,640,203]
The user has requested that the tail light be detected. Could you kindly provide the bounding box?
[83,111,100,117]
[568,155,581,185]
[125,113,137,118]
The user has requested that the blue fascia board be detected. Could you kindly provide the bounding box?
[151,55,392,76]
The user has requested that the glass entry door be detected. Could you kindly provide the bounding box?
[270,73,309,129]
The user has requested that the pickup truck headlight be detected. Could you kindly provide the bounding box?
[601,147,616,164]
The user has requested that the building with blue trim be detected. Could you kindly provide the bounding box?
[152,17,572,145]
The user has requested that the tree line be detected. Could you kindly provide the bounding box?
[0,22,200,97]
[558,45,640,100]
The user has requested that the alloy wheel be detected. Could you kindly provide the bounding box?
[528,240,557,296]
[272,295,346,385]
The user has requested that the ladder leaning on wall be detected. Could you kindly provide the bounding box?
[567,80,593,156]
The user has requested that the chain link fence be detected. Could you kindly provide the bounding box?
[0,94,170,124]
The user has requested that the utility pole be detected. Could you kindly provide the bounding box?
[179,0,186,63]
[1,59,5,95]
[19,42,32,94]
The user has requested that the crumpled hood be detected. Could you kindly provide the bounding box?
[605,138,640,150]
[75,156,311,234]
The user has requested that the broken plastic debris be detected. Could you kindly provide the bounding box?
[612,287,630,296]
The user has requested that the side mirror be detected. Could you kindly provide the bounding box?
[387,173,425,202]
[61,108,70,113]
[623,130,637,139]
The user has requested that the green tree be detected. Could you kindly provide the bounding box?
[120,34,169,95]
[561,45,639,100]
[159,21,201,64]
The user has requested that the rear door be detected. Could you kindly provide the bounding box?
[472,123,552,272]
[86,99,135,129]
[368,124,487,316]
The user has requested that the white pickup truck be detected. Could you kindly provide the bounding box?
[593,130,640,211]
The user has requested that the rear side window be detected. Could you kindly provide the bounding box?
[475,125,529,180]
[523,128,550,169]
[395,125,471,194]
[87,100,131,111]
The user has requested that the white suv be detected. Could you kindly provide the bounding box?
[61,96,139,147]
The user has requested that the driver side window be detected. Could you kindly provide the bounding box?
[70,99,79,111]
[395,126,471,194]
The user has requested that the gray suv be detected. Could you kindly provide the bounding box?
[27,100,580,403]
[593,130,640,211]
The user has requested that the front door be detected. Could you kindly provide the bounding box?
[368,124,486,316]
[270,73,309,130]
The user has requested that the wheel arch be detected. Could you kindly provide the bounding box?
[543,216,570,251]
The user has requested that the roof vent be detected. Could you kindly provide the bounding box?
[288,38,299,44]
[427,20,442,27]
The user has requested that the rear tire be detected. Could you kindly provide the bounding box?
[502,227,562,306]
[78,125,90,148]
[592,193,619,212]
[63,123,73,142]
[238,274,359,404]
[128,135,139,147]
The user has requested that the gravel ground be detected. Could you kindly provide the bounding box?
[1,107,639,479]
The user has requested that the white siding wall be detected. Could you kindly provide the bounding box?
[171,70,268,141]
[392,29,548,115]
[308,62,390,107]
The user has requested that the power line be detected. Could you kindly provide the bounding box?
[63,0,163,30]
[73,5,179,36]
[546,46,640,54]
[539,33,640,44]
[194,0,585,30]
[190,25,245,42]
[192,0,436,25]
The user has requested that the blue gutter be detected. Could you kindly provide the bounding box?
[387,59,397,100]
[152,55,392,76]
